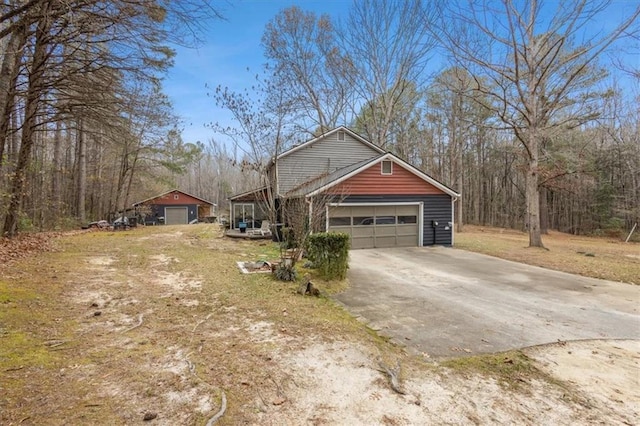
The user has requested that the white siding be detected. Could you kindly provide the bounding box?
[277,133,381,194]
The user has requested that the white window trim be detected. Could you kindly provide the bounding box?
[337,130,345,141]
[381,160,393,175]
[174,194,179,200]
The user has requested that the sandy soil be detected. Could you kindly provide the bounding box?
[73,250,640,425]
[242,339,639,425]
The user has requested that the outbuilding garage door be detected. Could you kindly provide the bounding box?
[165,207,188,225]
[328,205,419,249]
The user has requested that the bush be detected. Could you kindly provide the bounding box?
[273,262,297,281]
[306,232,350,280]
[17,214,35,232]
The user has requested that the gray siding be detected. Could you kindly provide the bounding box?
[277,133,381,194]
[335,194,454,246]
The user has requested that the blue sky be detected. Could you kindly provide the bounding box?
[164,0,639,149]
[164,1,350,147]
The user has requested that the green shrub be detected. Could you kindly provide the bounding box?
[17,214,35,232]
[604,217,625,230]
[273,262,297,281]
[306,232,350,280]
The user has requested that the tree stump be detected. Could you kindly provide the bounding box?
[297,274,320,296]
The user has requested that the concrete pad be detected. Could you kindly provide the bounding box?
[335,247,640,358]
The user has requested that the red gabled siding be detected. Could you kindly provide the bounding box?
[329,162,445,195]
[146,191,205,206]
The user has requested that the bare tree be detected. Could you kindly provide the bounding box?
[209,70,299,229]
[439,0,640,247]
[262,6,349,133]
[339,0,439,147]
[1,1,222,236]
[427,67,493,232]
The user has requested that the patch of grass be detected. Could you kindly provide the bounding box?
[456,225,640,284]
[0,281,37,303]
[0,224,411,424]
[441,351,545,389]
[0,331,59,369]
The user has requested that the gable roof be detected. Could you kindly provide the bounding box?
[275,126,385,162]
[292,152,460,199]
[132,189,215,206]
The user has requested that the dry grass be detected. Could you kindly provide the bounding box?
[441,351,545,390]
[0,225,401,425]
[2,224,637,424]
[456,225,640,284]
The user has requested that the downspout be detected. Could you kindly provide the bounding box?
[325,204,330,232]
[451,196,458,246]
[306,196,313,235]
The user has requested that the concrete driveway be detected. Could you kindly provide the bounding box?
[336,247,640,358]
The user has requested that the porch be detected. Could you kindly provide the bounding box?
[225,229,274,240]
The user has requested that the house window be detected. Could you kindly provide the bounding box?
[337,130,345,141]
[174,194,179,200]
[381,160,393,175]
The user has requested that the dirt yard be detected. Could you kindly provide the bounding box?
[1,225,638,425]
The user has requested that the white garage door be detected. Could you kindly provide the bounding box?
[328,205,419,249]
[165,207,188,225]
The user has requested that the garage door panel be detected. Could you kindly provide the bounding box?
[352,236,374,249]
[352,226,374,237]
[396,224,417,236]
[375,236,396,248]
[165,207,188,225]
[330,206,352,216]
[375,205,396,215]
[397,236,416,246]
[396,205,417,215]
[351,206,374,216]
[375,226,396,236]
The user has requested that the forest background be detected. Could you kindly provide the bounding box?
[0,0,638,246]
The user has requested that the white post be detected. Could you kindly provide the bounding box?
[625,223,637,243]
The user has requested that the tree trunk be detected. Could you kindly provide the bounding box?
[3,3,51,237]
[539,185,549,234]
[76,117,86,222]
[50,120,62,225]
[456,138,464,232]
[525,154,544,248]
[0,28,27,174]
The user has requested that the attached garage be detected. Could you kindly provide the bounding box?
[328,204,421,249]
[299,152,460,249]
[164,206,189,225]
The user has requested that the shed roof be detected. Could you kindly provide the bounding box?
[132,189,215,206]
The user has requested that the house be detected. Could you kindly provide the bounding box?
[133,189,216,225]
[229,127,460,248]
